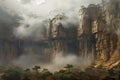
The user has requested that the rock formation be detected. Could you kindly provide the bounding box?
[78,0,120,68]
[47,0,120,68]
[78,4,99,59]
[0,0,120,69]
[48,15,78,57]
[0,39,24,65]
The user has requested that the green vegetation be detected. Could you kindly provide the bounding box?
[1,67,22,80]
[32,66,41,73]
[0,64,120,80]
[108,63,120,76]
[64,64,73,71]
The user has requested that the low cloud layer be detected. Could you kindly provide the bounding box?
[0,8,20,39]
[13,52,94,71]
[0,0,101,69]
[0,0,101,40]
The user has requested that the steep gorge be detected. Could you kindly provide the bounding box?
[78,0,120,69]
[0,0,120,69]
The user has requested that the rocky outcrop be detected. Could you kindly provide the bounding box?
[48,15,78,57]
[78,0,120,69]
[46,0,120,69]
[0,0,120,69]
[78,4,100,59]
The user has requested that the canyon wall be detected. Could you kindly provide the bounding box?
[78,0,120,68]
[48,15,78,57]
[0,0,120,69]
[47,0,120,68]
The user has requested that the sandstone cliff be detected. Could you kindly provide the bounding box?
[78,0,120,69]
[47,0,120,69]
[0,0,120,69]
[48,15,78,58]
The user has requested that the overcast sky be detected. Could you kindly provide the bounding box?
[0,0,102,40]
[0,0,101,16]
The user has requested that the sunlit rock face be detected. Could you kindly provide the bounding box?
[102,0,120,69]
[51,15,66,39]
[78,4,100,59]
[78,0,120,68]
[48,15,78,57]
[78,4,100,35]
[48,15,66,56]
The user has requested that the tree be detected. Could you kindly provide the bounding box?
[23,68,31,78]
[39,68,52,80]
[25,68,30,72]
[54,69,76,80]
[1,68,22,80]
[108,64,120,75]
[109,64,120,76]
[32,66,41,73]
[64,64,73,71]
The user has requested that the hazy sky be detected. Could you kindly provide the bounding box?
[0,0,101,17]
[0,0,102,39]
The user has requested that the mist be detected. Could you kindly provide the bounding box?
[0,0,101,39]
[0,0,102,70]
[13,52,94,71]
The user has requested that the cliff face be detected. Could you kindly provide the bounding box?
[46,0,120,68]
[78,0,120,69]
[0,39,24,64]
[0,0,120,69]
[78,4,100,59]
[48,15,78,57]
[102,0,120,69]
